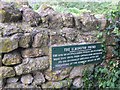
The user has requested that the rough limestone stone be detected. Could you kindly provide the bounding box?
[42,79,72,88]
[69,66,85,79]
[106,34,116,46]
[76,34,85,43]
[77,31,98,43]
[80,12,98,31]
[5,83,24,88]
[40,15,50,28]
[50,31,66,45]
[73,77,83,88]
[2,52,21,65]
[50,28,78,45]
[106,46,114,60]
[7,77,19,84]
[38,5,56,28]
[3,25,23,36]
[0,55,2,88]
[48,13,63,29]
[0,36,18,53]
[69,64,94,79]
[62,13,75,27]
[21,74,33,85]
[5,83,38,88]
[21,48,44,58]
[95,14,107,30]
[74,16,83,30]
[19,23,34,33]
[60,28,78,43]
[0,54,2,66]
[0,79,3,88]
[39,6,75,29]
[19,33,31,48]
[41,46,49,56]
[32,71,45,85]
[45,67,72,81]
[32,30,49,48]
[14,56,49,75]
[0,66,15,79]
[21,6,41,27]
[38,4,55,15]
[0,1,22,23]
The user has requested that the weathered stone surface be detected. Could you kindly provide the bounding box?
[95,14,107,30]
[73,77,83,88]
[21,48,44,58]
[106,46,114,60]
[32,71,45,85]
[50,31,66,45]
[45,67,72,81]
[0,79,3,88]
[48,13,63,29]
[13,1,29,9]
[21,74,33,85]
[76,31,98,43]
[80,12,98,31]
[18,23,34,33]
[38,4,54,14]
[32,30,49,48]
[41,46,49,56]
[0,32,2,38]
[50,28,78,45]
[40,9,75,29]
[19,33,31,48]
[42,79,72,88]
[76,34,85,43]
[2,25,23,36]
[39,15,49,28]
[74,16,83,30]
[62,13,75,27]
[0,66,15,79]
[0,1,22,23]
[2,52,21,65]
[0,36,18,53]
[106,34,116,46]
[69,66,85,79]
[69,64,94,78]
[7,77,19,84]
[14,56,49,75]
[39,5,75,29]
[60,28,78,43]
[38,4,55,28]
[5,83,38,88]
[21,6,41,27]
[0,54,2,66]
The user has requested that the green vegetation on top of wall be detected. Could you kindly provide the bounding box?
[29,1,118,15]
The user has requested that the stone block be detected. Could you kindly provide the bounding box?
[14,56,49,75]
[0,66,15,79]
[2,52,21,65]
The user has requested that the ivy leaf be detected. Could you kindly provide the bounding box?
[110,83,115,88]
[107,81,111,86]
[115,71,119,78]
[112,77,117,82]
[97,32,103,39]
[112,27,120,36]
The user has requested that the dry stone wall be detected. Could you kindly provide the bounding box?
[0,1,106,89]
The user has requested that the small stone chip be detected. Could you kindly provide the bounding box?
[21,74,33,85]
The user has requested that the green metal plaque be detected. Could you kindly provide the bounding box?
[50,43,103,70]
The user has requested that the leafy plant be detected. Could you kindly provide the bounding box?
[82,2,120,89]
[29,1,118,15]
[82,60,120,88]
